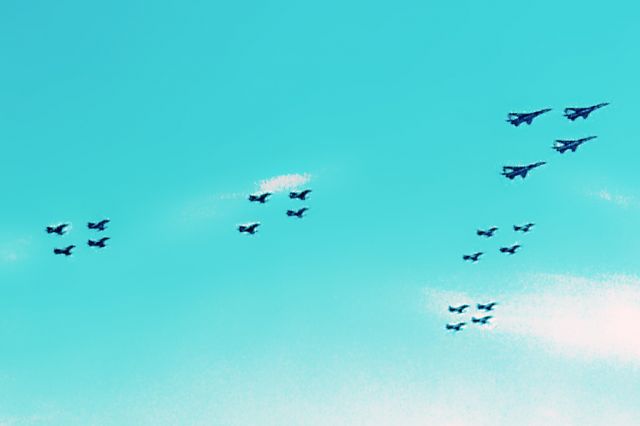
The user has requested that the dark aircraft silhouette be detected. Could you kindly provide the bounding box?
[248,193,271,204]
[446,322,466,332]
[506,108,551,126]
[477,227,498,238]
[477,302,498,312]
[564,103,609,121]
[238,223,260,234]
[46,223,69,235]
[88,237,110,248]
[463,252,483,262]
[501,162,546,180]
[499,244,521,255]
[289,189,312,200]
[448,304,470,314]
[286,207,308,218]
[513,223,534,233]
[553,136,597,154]
[472,315,493,325]
[88,219,110,231]
[53,245,75,256]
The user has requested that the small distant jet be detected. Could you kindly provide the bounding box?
[248,193,271,204]
[506,108,552,126]
[477,302,498,312]
[514,223,534,233]
[88,237,110,248]
[46,223,69,235]
[563,103,609,121]
[53,245,75,256]
[499,244,521,255]
[472,315,493,325]
[238,223,260,235]
[289,189,312,200]
[286,207,308,218]
[553,136,597,154]
[446,322,466,332]
[501,162,546,180]
[477,227,498,238]
[463,252,483,262]
[88,219,110,231]
[448,304,470,314]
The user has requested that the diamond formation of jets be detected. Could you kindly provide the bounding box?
[563,102,609,121]
[553,136,597,154]
[501,162,546,180]
[506,108,552,126]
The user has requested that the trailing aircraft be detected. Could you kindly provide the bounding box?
[448,304,470,314]
[248,193,271,204]
[46,223,69,235]
[446,322,466,332]
[501,162,546,180]
[88,219,110,231]
[553,136,597,154]
[471,315,493,325]
[564,103,609,121]
[513,223,534,233]
[53,245,75,256]
[238,223,260,234]
[477,227,498,238]
[477,302,498,312]
[463,252,483,262]
[286,207,308,218]
[289,189,312,200]
[506,108,551,126]
[499,244,521,255]
[88,237,110,248]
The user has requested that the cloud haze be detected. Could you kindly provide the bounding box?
[258,173,311,194]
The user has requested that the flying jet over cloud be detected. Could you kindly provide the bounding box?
[463,252,483,262]
[506,108,552,126]
[471,315,493,325]
[513,223,534,233]
[238,223,260,235]
[563,102,609,121]
[445,322,466,332]
[46,223,69,235]
[477,227,498,238]
[553,136,597,154]
[88,219,110,231]
[501,162,546,180]
[88,237,110,248]
[289,189,312,200]
[248,193,271,204]
[448,304,470,314]
[286,207,308,218]
[499,244,521,255]
[477,302,498,312]
[53,245,75,256]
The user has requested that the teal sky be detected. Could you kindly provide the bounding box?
[1,1,640,425]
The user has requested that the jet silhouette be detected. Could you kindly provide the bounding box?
[463,252,483,262]
[472,315,493,325]
[553,136,597,154]
[88,237,110,248]
[501,162,546,180]
[46,223,69,235]
[513,223,534,233]
[248,193,271,204]
[499,244,521,255]
[238,223,260,234]
[286,207,308,218]
[477,302,498,312]
[53,245,75,256]
[289,189,312,200]
[448,304,470,314]
[446,322,466,332]
[506,108,551,126]
[477,227,498,237]
[88,219,110,231]
[564,103,609,121]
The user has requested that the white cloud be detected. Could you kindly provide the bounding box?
[0,238,31,264]
[258,173,311,194]
[592,189,634,207]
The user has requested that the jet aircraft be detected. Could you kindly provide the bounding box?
[53,245,75,256]
[501,162,546,180]
[472,315,493,325]
[46,223,69,235]
[499,244,521,255]
[448,304,470,314]
[289,189,312,200]
[553,136,597,154]
[286,207,308,218]
[513,223,534,233]
[88,237,110,248]
[563,103,609,121]
[88,219,110,231]
[506,108,551,126]
[477,302,498,312]
[238,223,260,234]
[248,193,271,204]
[477,227,498,238]
[446,322,466,332]
[463,252,483,262]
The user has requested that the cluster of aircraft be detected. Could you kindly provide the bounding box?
[47,219,110,257]
[463,223,534,263]
[446,302,497,332]
[238,189,312,235]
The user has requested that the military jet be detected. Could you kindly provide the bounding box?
[477,302,498,312]
[506,108,552,126]
[289,189,312,200]
[248,193,271,204]
[53,245,75,256]
[501,162,546,180]
[472,315,493,325]
[46,223,69,235]
[88,237,110,248]
[238,223,260,235]
[499,244,521,255]
[446,322,466,332]
[563,103,609,121]
[448,304,470,314]
[286,207,308,218]
[514,223,534,233]
[477,227,498,238]
[553,136,597,154]
[88,219,110,231]
[463,252,483,262]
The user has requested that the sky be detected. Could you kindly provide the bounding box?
[1,0,640,424]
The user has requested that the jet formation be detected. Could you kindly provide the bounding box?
[239,188,312,235]
[47,218,111,257]
[446,302,498,332]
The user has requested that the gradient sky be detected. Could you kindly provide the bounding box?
[1,1,640,425]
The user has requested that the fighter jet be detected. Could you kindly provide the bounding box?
[563,103,609,121]
[238,223,260,235]
[88,219,110,231]
[553,136,597,154]
[448,304,470,314]
[286,207,308,218]
[477,302,498,312]
[513,223,534,233]
[499,244,521,255]
[501,162,546,180]
[46,223,69,235]
[472,315,493,325]
[289,189,312,200]
[463,252,483,262]
[53,245,75,256]
[446,322,466,332]
[477,227,498,238]
[506,108,552,126]
[248,193,271,204]
[88,237,110,248]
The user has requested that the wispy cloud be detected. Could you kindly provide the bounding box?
[0,238,31,264]
[591,189,635,208]
[258,173,311,194]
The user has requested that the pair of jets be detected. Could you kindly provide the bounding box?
[46,219,110,235]
[463,244,521,262]
[237,207,310,234]
[53,237,111,256]
[446,302,497,331]
[476,223,534,238]
[248,189,312,204]
[506,102,609,126]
